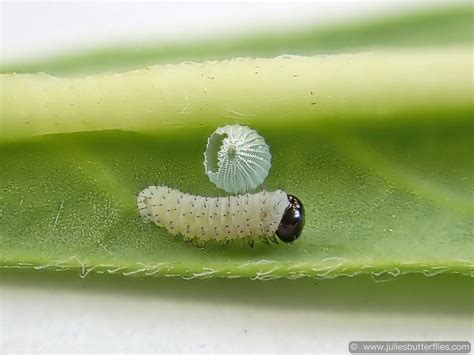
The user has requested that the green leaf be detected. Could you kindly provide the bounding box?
[2,5,472,76]
[1,50,473,279]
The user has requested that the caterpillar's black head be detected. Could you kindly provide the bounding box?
[276,194,305,243]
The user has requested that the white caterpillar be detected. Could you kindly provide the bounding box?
[137,185,304,244]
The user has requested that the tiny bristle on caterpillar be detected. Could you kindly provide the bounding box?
[137,185,304,244]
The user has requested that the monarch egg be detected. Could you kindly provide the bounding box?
[204,125,271,194]
[137,185,304,245]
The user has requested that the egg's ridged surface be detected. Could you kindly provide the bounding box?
[204,125,271,194]
[137,185,288,241]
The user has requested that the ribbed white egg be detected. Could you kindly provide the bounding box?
[204,125,272,194]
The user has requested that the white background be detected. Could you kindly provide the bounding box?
[1,2,472,354]
[1,1,446,64]
[2,272,473,354]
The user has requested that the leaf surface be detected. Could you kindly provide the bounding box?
[1,51,472,279]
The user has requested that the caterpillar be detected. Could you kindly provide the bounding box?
[137,185,304,245]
